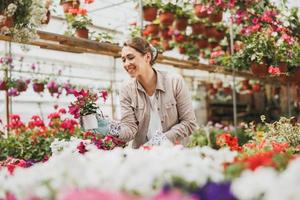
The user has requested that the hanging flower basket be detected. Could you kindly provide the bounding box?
[82,113,98,130]
[174,33,186,43]
[214,30,226,41]
[0,80,8,91]
[47,80,59,94]
[175,17,188,31]
[179,46,186,54]
[16,80,28,92]
[159,12,174,26]
[204,26,217,38]
[75,28,89,39]
[143,6,158,22]
[250,62,269,78]
[196,39,209,49]
[191,22,204,35]
[145,24,159,36]
[209,12,223,23]
[194,4,208,18]
[33,83,45,93]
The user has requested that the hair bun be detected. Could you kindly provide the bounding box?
[149,44,158,65]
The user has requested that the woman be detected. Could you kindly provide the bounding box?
[95,37,197,148]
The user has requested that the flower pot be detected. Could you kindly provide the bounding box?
[75,28,89,39]
[0,80,8,91]
[191,22,204,35]
[33,83,45,93]
[143,6,158,22]
[194,4,208,18]
[160,27,172,40]
[175,17,188,31]
[82,113,98,130]
[196,39,209,49]
[250,62,268,78]
[159,12,175,26]
[16,80,28,92]
[145,24,159,36]
[204,26,217,38]
[0,16,13,28]
[214,30,226,41]
[209,12,223,23]
[179,46,186,54]
[41,10,51,25]
[61,0,80,13]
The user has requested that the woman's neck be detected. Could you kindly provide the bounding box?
[137,68,157,96]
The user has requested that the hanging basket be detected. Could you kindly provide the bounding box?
[196,39,209,49]
[250,62,268,78]
[61,0,80,13]
[159,12,174,26]
[143,6,158,22]
[209,12,223,23]
[33,83,45,93]
[145,24,159,36]
[82,113,98,130]
[191,22,204,35]
[160,27,172,40]
[0,16,13,28]
[175,17,188,31]
[16,80,28,92]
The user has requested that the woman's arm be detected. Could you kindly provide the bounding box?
[117,86,139,142]
[164,76,198,143]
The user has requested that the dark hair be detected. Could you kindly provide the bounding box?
[123,37,158,65]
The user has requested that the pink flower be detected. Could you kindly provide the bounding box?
[100,90,108,102]
[282,33,293,44]
[252,17,259,24]
[58,108,67,114]
[268,66,281,75]
[215,0,223,6]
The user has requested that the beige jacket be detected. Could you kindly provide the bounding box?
[118,69,198,148]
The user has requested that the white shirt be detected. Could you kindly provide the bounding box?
[147,94,162,140]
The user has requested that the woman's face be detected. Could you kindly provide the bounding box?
[121,46,151,78]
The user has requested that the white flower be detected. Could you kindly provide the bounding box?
[231,167,277,200]
[5,3,17,17]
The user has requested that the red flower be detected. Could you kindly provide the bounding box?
[58,108,67,114]
[281,33,293,45]
[77,8,87,16]
[77,142,88,154]
[28,115,45,129]
[47,112,61,120]
[60,119,78,134]
[7,164,16,175]
[68,8,78,15]
[271,141,289,153]
[100,90,108,102]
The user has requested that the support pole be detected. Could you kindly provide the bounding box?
[138,0,143,36]
[229,11,238,134]
[111,58,117,119]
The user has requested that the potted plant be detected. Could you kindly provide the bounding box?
[47,80,60,95]
[159,2,177,26]
[174,6,190,31]
[141,0,161,22]
[0,0,47,42]
[60,0,80,13]
[144,23,160,36]
[190,17,205,35]
[194,35,209,49]
[159,26,173,40]
[33,79,48,93]
[69,89,100,130]
[70,15,93,39]
[15,79,30,92]
[0,79,8,91]
[241,33,275,77]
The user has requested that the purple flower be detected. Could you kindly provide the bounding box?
[8,88,20,97]
[193,182,236,200]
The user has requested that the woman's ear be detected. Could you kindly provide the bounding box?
[145,52,152,64]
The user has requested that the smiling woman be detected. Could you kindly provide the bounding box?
[87,37,197,148]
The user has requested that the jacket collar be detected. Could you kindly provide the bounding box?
[136,69,166,94]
